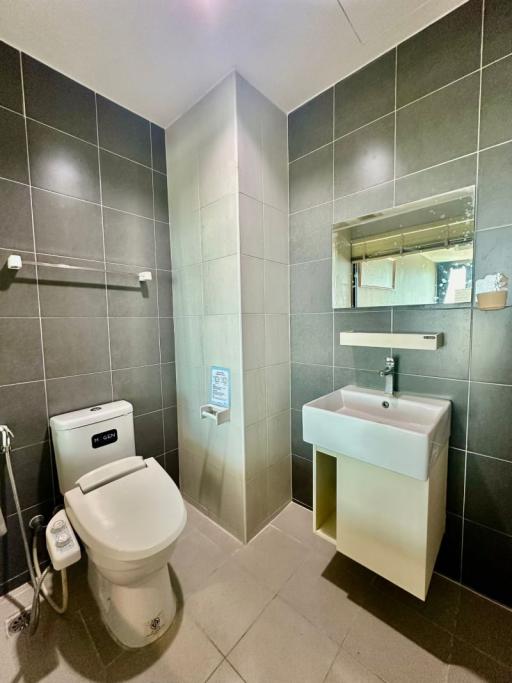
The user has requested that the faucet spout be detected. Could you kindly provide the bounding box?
[379,357,395,396]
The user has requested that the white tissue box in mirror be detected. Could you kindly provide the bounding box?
[339,332,443,351]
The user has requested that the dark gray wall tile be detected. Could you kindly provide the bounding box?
[151,124,166,173]
[474,225,512,280]
[163,406,178,451]
[112,364,162,416]
[0,442,52,516]
[465,453,512,535]
[333,367,382,391]
[291,362,333,410]
[393,308,471,380]
[471,307,512,383]
[155,222,172,271]
[290,259,331,313]
[447,448,465,516]
[477,142,512,230]
[28,120,100,202]
[395,155,477,205]
[46,371,112,416]
[292,455,312,508]
[290,203,332,264]
[0,250,39,316]
[288,88,333,161]
[103,208,155,268]
[291,313,333,366]
[291,408,312,461]
[334,310,391,371]
[462,521,512,607]
[42,317,110,378]
[0,318,44,384]
[97,95,151,166]
[157,270,173,317]
[161,363,176,407]
[159,317,175,363]
[153,171,169,223]
[100,150,153,219]
[396,374,468,450]
[468,382,512,461]
[333,181,393,224]
[480,55,512,149]
[397,0,481,106]
[22,55,96,143]
[334,114,394,198]
[289,144,333,213]
[435,513,462,582]
[106,265,157,317]
[483,0,512,65]
[335,51,395,138]
[396,73,479,177]
[109,316,160,369]
[0,108,28,183]
[38,256,108,317]
[165,448,179,485]
[134,410,164,458]
[32,188,103,261]
[0,41,22,113]
[0,381,47,447]
[0,178,33,251]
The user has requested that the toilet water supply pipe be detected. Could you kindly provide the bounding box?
[0,425,68,634]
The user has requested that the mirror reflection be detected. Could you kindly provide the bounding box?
[332,187,475,309]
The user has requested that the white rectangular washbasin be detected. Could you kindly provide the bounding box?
[303,385,451,480]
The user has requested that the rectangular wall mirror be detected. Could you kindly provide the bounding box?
[332,187,475,309]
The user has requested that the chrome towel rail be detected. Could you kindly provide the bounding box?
[7,254,152,282]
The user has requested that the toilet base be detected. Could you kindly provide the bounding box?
[88,561,177,649]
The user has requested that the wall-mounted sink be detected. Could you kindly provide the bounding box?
[303,385,451,481]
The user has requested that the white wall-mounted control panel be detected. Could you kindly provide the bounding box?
[45,509,81,571]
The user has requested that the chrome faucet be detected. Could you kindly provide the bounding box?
[380,357,395,396]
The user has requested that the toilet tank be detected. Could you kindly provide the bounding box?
[50,401,136,494]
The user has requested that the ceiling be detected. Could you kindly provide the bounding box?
[0,0,467,127]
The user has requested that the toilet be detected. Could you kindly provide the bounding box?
[49,400,187,649]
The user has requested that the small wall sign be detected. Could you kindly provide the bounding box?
[210,366,230,409]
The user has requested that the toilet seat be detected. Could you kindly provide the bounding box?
[64,457,186,562]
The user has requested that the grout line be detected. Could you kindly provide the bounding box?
[393,46,398,208]
[18,51,55,505]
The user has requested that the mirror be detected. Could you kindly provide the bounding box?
[332,187,475,309]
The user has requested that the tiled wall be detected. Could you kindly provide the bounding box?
[167,73,290,541]
[237,76,291,539]
[0,41,176,593]
[288,0,512,607]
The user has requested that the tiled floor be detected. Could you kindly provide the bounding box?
[1,501,511,682]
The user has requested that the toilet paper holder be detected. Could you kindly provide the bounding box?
[200,404,230,425]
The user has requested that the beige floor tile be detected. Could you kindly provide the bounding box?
[80,603,124,667]
[325,649,384,683]
[170,526,230,596]
[229,596,338,683]
[233,525,306,591]
[208,659,245,682]
[343,594,452,683]
[195,511,244,554]
[271,502,336,557]
[455,589,512,667]
[279,551,372,644]
[0,606,106,682]
[448,638,512,682]
[106,610,222,683]
[186,559,273,655]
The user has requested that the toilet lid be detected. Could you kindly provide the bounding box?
[64,457,187,562]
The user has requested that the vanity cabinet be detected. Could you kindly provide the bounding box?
[313,444,448,600]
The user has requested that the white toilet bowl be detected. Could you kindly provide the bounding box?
[65,457,187,648]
